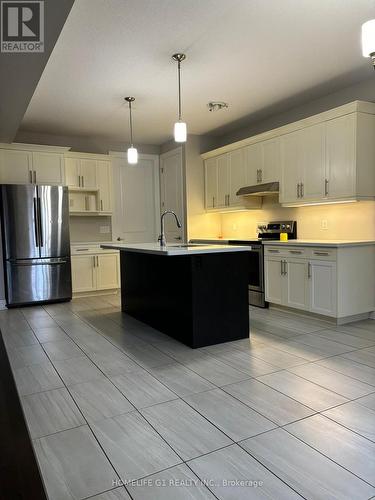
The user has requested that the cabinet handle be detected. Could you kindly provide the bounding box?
[78,175,81,187]
[29,170,33,183]
[314,251,330,256]
[33,170,37,183]
[227,194,230,205]
[280,260,284,275]
[283,260,287,275]
[308,262,312,279]
[212,196,215,208]
[301,182,304,197]
[96,256,99,267]
[76,248,89,252]
[100,199,103,211]
[81,175,84,187]
[290,250,302,254]
[325,179,329,196]
[297,183,300,198]
[93,256,96,267]
[268,249,280,253]
[259,169,262,182]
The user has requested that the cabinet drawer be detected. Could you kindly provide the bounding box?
[264,246,288,257]
[309,248,336,260]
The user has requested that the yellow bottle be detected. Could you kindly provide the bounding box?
[280,232,288,241]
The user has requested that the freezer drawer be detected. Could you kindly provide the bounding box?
[5,258,72,307]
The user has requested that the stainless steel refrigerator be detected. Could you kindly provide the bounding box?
[0,184,72,307]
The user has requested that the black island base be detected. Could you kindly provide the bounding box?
[120,250,250,348]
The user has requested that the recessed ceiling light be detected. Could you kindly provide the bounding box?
[207,101,229,112]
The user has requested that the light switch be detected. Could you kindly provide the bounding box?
[321,219,328,230]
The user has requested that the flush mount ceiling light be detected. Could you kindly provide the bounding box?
[124,96,138,164]
[362,19,375,69]
[207,101,229,112]
[172,53,187,142]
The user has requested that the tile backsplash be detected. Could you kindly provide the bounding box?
[69,216,112,243]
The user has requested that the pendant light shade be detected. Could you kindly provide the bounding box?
[174,121,187,142]
[172,53,187,142]
[362,19,375,68]
[124,96,138,164]
[127,146,138,164]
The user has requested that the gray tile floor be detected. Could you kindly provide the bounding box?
[1,296,375,499]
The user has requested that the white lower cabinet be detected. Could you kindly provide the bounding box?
[309,260,337,316]
[265,246,338,317]
[71,252,120,294]
[285,259,310,310]
[265,244,375,321]
[71,255,97,293]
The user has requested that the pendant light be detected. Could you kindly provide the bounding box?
[362,19,375,69]
[172,53,187,142]
[124,96,138,164]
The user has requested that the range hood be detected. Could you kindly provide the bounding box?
[236,181,279,197]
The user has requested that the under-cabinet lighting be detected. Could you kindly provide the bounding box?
[282,200,358,207]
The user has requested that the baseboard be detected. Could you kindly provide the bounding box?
[73,289,120,299]
[268,303,375,325]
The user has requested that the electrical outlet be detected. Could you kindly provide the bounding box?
[321,219,328,230]
[99,225,110,234]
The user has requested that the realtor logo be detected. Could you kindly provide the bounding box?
[1,1,44,52]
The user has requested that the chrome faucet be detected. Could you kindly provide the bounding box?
[158,210,182,247]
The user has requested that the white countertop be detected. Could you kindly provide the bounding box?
[262,239,375,248]
[101,242,252,256]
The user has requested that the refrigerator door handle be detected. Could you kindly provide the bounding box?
[33,198,40,248]
[37,197,44,247]
[9,258,68,266]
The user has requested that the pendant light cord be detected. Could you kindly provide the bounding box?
[178,60,182,121]
[128,101,134,147]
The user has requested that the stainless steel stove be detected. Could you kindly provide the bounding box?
[229,221,297,307]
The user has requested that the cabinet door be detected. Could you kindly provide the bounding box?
[80,159,97,188]
[96,254,120,290]
[71,255,96,292]
[0,149,32,183]
[285,258,309,311]
[97,160,112,212]
[279,131,301,203]
[245,143,262,185]
[262,138,280,183]
[32,152,64,185]
[309,260,337,316]
[326,114,355,199]
[265,257,283,304]
[228,149,246,206]
[65,158,80,187]
[205,158,218,209]
[300,124,325,200]
[217,154,229,207]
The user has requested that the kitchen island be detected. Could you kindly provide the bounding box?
[101,243,250,348]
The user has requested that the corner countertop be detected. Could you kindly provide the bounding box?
[262,239,375,248]
[100,242,252,256]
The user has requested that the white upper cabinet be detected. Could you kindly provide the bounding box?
[203,101,375,208]
[0,146,65,185]
[245,142,262,185]
[64,154,113,215]
[97,160,112,212]
[0,149,32,183]
[32,152,65,185]
[64,157,80,187]
[261,138,280,183]
[280,123,325,204]
[80,159,97,189]
[228,149,246,206]
[325,114,355,199]
[216,154,229,208]
[205,157,218,209]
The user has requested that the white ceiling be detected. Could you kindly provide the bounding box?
[21,0,375,145]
